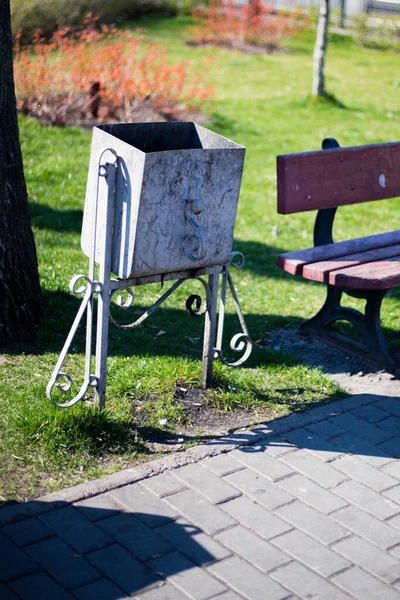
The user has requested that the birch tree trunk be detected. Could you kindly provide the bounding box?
[312,0,330,97]
[0,0,42,346]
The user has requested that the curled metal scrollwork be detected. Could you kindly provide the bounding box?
[46,274,97,408]
[215,251,253,367]
[183,199,207,262]
[185,294,207,317]
[229,251,245,270]
[109,279,185,330]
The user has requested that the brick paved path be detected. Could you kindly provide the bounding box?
[2,393,400,599]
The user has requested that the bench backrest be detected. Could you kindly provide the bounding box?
[277,139,400,215]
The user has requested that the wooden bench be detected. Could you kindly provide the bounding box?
[276,137,400,376]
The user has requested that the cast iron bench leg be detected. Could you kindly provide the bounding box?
[299,285,400,375]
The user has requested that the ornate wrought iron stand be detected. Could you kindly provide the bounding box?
[47,149,252,408]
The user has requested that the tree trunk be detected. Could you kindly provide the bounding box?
[0,0,42,346]
[339,0,346,29]
[312,0,330,97]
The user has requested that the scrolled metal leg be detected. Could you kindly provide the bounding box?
[46,275,100,408]
[214,252,253,368]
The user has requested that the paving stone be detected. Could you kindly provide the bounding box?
[164,489,235,536]
[24,536,99,589]
[220,496,291,540]
[0,582,20,600]
[110,484,180,528]
[39,505,112,554]
[333,535,400,584]
[378,437,400,459]
[0,531,38,581]
[275,500,349,545]
[374,398,400,418]
[206,592,245,600]
[331,455,399,492]
[172,463,241,504]
[155,518,231,565]
[135,583,191,599]
[75,493,123,521]
[208,555,290,600]
[270,561,351,600]
[0,500,62,527]
[214,525,290,573]
[376,416,400,436]
[74,578,130,599]
[383,461,400,481]
[333,566,400,600]
[330,414,393,445]
[9,572,75,600]
[388,514,400,531]
[224,468,293,510]
[277,473,348,514]
[88,543,160,595]
[329,433,392,466]
[306,419,346,440]
[271,529,351,578]
[284,429,343,462]
[333,480,400,520]
[351,404,389,423]
[279,449,347,489]
[230,447,295,482]
[255,436,296,458]
[332,506,400,549]
[202,454,246,477]
[98,512,174,561]
[141,473,187,498]
[150,550,226,600]
[2,516,53,547]
[390,544,400,559]
[383,484,400,505]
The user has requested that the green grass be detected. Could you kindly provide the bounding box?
[3,16,400,502]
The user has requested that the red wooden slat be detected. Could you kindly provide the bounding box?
[276,230,400,276]
[302,243,400,283]
[277,142,400,214]
[329,256,400,290]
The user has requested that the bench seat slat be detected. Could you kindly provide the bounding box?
[329,256,400,290]
[302,243,400,283]
[277,230,400,276]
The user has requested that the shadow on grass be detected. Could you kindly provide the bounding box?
[5,281,400,370]
[30,203,83,233]
[12,286,301,361]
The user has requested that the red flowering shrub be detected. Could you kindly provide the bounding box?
[13,15,214,126]
[189,0,309,52]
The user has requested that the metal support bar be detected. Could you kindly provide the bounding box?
[201,268,220,389]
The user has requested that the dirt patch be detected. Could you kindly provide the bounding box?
[186,40,289,54]
[21,100,211,129]
[136,386,257,454]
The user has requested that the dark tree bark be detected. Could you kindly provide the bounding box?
[339,0,346,29]
[0,0,41,346]
[312,0,330,97]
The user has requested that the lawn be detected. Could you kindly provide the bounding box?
[1,16,400,502]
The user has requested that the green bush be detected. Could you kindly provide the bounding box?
[11,0,178,38]
[352,13,400,51]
